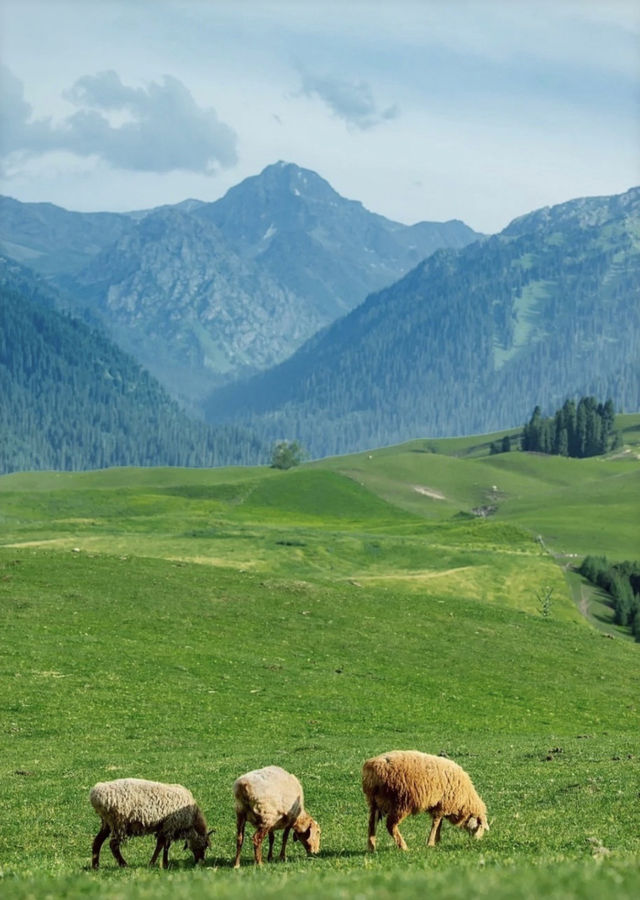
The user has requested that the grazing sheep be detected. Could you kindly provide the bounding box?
[233,765,321,867]
[362,750,489,851]
[90,778,212,869]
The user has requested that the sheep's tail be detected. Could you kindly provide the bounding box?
[362,765,384,823]
[233,778,252,813]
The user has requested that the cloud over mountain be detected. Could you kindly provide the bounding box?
[0,67,237,174]
[299,70,399,130]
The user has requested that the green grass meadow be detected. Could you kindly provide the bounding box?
[1,424,639,898]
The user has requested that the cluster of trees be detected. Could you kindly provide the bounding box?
[578,555,640,641]
[521,397,617,458]
[490,435,512,455]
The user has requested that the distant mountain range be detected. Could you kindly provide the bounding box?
[2,167,638,471]
[204,187,640,457]
[0,162,481,408]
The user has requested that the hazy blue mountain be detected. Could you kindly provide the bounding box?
[60,207,320,407]
[195,161,481,321]
[0,195,134,276]
[0,256,266,473]
[204,187,640,457]
[0,164,482,408]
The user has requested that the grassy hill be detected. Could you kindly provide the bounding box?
[0,429,639,898]
[319,414,640,560]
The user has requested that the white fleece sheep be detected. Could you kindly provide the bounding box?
[362,750,489,851]
[90,777,212,869]
[233,765,321,867]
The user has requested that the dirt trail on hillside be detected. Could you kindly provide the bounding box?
[412,485,446,500]
[356,566,479,582]
[579,583,590,617]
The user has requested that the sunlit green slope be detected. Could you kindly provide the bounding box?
[320,415,640,560]
[0,423,638,899]
[1,547,638,898]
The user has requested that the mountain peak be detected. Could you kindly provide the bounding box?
[252,160,341,202]
[194,161,347,248]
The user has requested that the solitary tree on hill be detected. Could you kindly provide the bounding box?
[270,440,305,470]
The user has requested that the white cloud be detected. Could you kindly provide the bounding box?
[0,67,237,174]
[298,70,399,130]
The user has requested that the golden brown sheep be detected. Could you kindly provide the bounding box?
[362,750,488,851]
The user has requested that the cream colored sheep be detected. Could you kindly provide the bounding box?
[90,778,212,869]
[362,750,489,851]
[233,765,321,867]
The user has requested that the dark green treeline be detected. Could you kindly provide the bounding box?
[521,397,617,458]
[579,555,640,641]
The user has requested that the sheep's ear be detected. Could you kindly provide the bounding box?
[467,816,478,831]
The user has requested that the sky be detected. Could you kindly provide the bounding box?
[1,0,638,233]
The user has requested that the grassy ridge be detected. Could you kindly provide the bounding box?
[0,432,639,897]
[322,425,640,559]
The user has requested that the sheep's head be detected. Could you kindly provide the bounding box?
[465,814,489,840]
[186,828,213,864]
[293,817,321,855]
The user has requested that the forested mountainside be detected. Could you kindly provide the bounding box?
[0,163,481,408]
[0,261,266,474]
[204,187,640,458]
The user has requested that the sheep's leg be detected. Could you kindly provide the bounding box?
[279,826,291,861]
[161,839,171,869]
[252,827,269,865]
[109,836,128,867]
[367,802,379,852]
[267,830,275,862]
[386,813,408,851]
[149,834,164,867]
[92,823,111,869]
[234,812,246,869]
[427,816,443,847]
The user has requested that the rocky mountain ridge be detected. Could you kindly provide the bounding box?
[0,162,482,407]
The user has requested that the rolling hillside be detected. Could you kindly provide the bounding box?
[0,437,638,898]
[318,414,640,561]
